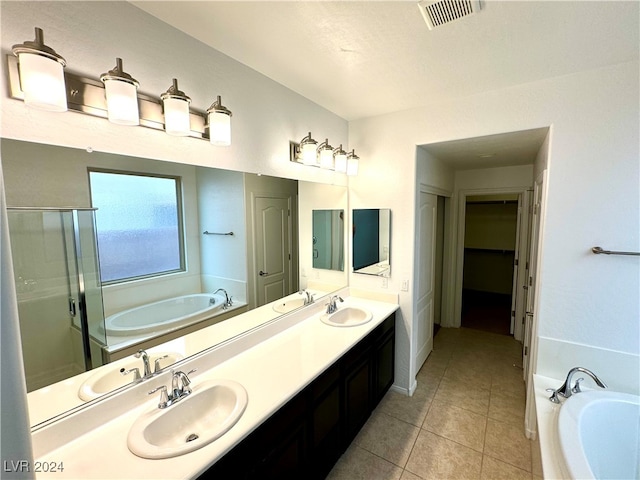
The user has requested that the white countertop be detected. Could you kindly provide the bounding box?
[32,290,399,479]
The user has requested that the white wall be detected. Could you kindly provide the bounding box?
[350,61,639,391]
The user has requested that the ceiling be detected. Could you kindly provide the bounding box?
[131,1,638,168]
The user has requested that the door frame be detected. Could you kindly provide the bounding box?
[452,187,532,340]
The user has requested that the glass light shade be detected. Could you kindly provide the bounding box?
[18,53,67,112]
[320,148,334,169]
[301,143,318,165]
[347,156,359,176]
[163,97,191,136]
[104,80,139,125]
[334,152,348,173]
[209,111,231,146]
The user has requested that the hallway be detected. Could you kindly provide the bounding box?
[328,328,543,479]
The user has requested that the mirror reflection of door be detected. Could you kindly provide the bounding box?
[312,209,344,271]
[254,196,291,307]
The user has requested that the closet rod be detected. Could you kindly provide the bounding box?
[591,246,640,256]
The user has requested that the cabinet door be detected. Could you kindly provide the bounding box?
[257,420,307,479]
[343,355,371,447]
[373,330,395,407]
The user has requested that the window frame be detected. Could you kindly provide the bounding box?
[88,168,186,285]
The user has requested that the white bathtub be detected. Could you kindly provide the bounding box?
[105,294,225,336]
[558,390,640,480]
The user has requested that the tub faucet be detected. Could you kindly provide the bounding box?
[299,289,314,305]
[326,295,344,314]
[135,349,152,378]
[548,367,607,403]
[214,288,233,309]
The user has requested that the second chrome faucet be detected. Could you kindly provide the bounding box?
[547,367,607,403]
[149,369,197,409]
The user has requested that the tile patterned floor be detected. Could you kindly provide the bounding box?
[327,327,544,480]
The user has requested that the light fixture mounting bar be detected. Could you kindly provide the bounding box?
[6,55,208,141]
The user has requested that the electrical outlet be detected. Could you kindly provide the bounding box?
[382,277,388,288]
[301,267,306,277]
[401,280,409,291]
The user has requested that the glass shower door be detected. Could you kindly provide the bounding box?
[7,208,106,392]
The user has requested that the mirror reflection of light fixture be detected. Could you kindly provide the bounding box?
[161,78,191,136]
[100,58,140,126]
[317,139,334,169]
[333,144,348,173]
[300,132,318,165]
[11,27,67,112]
[206,95,232,146]
[347,149,360,176]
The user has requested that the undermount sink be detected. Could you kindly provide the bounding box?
[128,379,248,459]
[78,352,183,401]
[321,306,372,327]
[272,297,306,314]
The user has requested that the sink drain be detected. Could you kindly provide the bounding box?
[186,433,199,443]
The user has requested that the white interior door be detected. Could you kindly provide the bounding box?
[254,196,291,307]
[523,180,543,382]
[415,191,437,371]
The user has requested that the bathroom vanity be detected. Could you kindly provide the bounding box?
[30,289,399,479]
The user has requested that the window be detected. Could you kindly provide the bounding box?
[89,170,184,283]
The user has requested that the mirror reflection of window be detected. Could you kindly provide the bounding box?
[89,170,184,283]
[312,209,344,271]
[352,208,391,277]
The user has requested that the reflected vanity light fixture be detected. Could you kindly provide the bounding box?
[206,95,232,146]
[11,27,67,112]
[161,78,191,136]
[100,58,139,126]
[346,150,360,176]
[7,27,233,145]
[333,144,348,173]
[317,139,334,169]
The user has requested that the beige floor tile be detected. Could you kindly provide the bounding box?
[399,470,424,480]
[481,455,532,480]
[488,388,525,428]
[484,419,532,472]
[434,376,491,415]
[422,400,487,452]
[326,444,403,480]
[405,430,483,480]
[354,410,420,467]
[377,388,433,427]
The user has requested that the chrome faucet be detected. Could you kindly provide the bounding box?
[548,367,607,403]
[299,289,314,305]
[149,369,197,409]
[214,288,233,309]
[326,295,344,314]
[135,349,153,378]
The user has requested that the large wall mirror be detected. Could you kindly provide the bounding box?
[312,209,344,271]
[352,208,391,277]
[1,138,348,427]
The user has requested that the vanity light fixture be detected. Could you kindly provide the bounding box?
[7,29,232,144]
[11,27,67,112]
[317,139,334,169]
[300,132,319,165]
[206,95,232,146]
[100,58,140,126]
[333,144,348,173]
[161,78,192,136]
[346,150,360,176]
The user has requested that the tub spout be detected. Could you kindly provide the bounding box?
[548,367,607,403]
[213,288,233,309]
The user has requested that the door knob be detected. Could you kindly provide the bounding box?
[259,270,269,276]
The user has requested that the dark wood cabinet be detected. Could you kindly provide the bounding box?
[198,312,395,480]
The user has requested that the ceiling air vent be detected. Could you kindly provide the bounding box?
[418,0,481,30]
